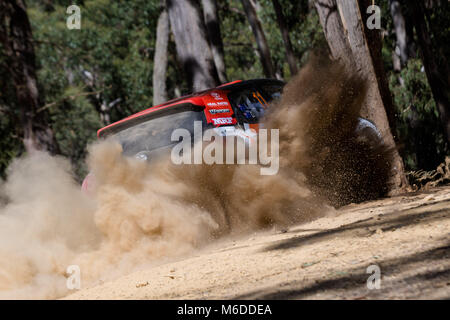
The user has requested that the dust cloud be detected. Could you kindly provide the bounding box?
[266,53,393,206]
[0,54,392,299]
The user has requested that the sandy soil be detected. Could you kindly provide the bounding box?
[66,186,450,300]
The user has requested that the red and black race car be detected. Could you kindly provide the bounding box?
[82,79,381,191]
[96,79,285,158]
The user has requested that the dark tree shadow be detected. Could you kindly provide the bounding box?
[234,241,450,299]
[263,201,450,252]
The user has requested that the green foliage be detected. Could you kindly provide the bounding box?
[390,59,447,170]
[0,0,447,180]
[23,0,162,178]
[219,0,261,81]
[50,87,102,179]
[0,46,23,179]
[219,0,324,81]
[379,0,449,170]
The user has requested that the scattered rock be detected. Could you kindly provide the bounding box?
[136,281,149,288]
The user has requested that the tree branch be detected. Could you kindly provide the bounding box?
[36,86,111,114]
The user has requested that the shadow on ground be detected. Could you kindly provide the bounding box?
[264,200,450,252]
[233,198,450,299]
[235,240,450,299]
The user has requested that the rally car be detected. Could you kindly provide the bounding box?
[82,79,381,191]
[96,79,284,158]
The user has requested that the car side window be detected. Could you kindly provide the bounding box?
[259,84,284,102]
[113,107,206,157]
[228,88,268,124]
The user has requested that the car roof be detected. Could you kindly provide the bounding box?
[97,78,285,138]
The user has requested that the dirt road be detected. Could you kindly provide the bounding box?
[66,186,450,300]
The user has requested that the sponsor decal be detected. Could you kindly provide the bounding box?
[202,90,236,126]
[206,101,229,107]
[210,92,224,100]
[209,108,230,114]
[212,117,233,125]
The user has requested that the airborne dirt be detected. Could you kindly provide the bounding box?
[0,55,448,299]
[66,185,450,300]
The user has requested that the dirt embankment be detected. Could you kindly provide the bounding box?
[66,185,450,300]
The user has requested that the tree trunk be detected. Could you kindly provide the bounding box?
[153,2,170,105]
[389,0,413,67]
[0,0,58,153]
[313,0,354,68]
[167,0,219,92]
[201,0,227,83]
[271,0,298,76]
[241,0,275,78]
[360,0,398,137]
[410,1,450,144]
[315,0,408,192]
